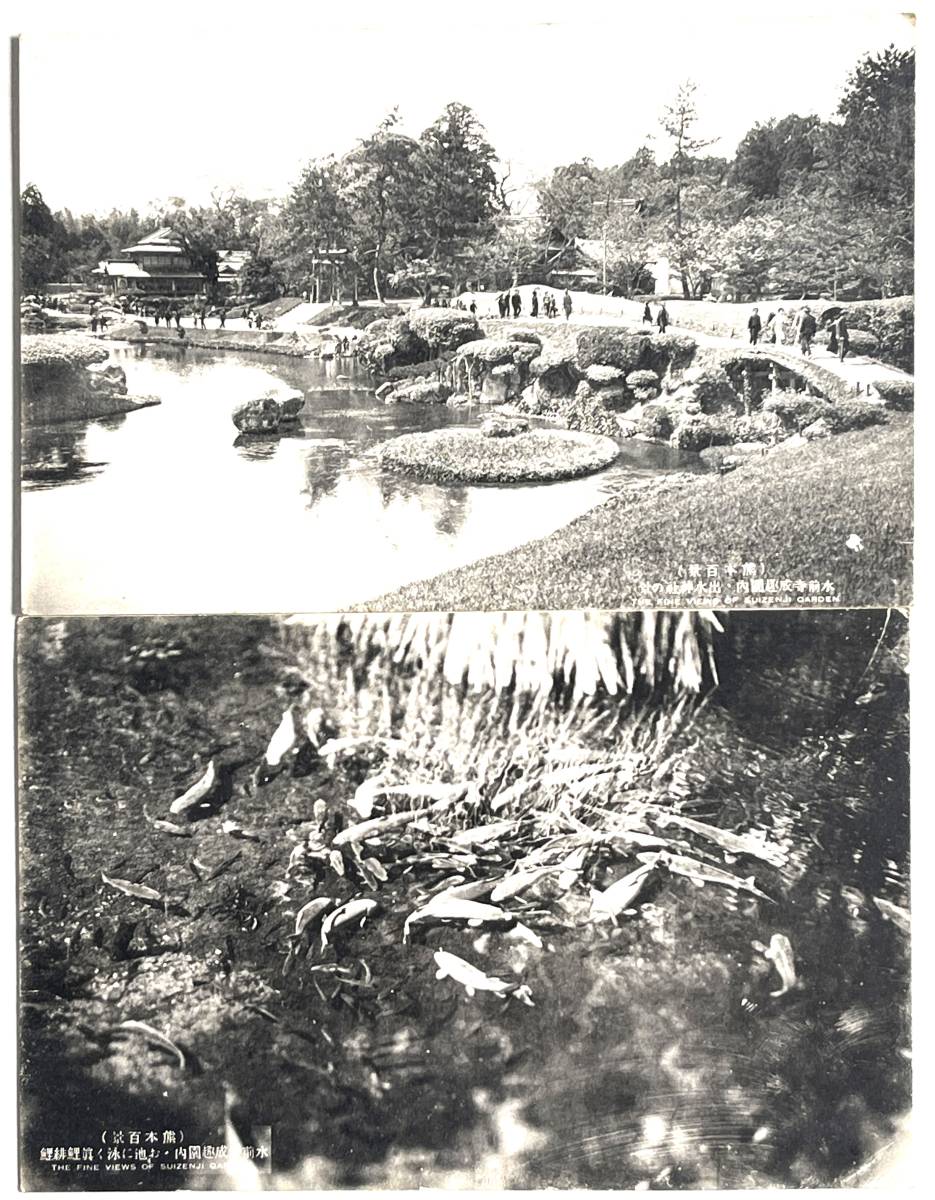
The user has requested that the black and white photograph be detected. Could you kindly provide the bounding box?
[17,610,910,1188]
[11,3,919,1191]
[15,7,914,615]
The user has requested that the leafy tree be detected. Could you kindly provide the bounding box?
[414,102,502,257]
[536,160,601,247]
[342,110,421,302]
[279,157,354,295]
[239,254,285,303]
[827,45,914,208]
[20,184,69,292]
[730,114,822,199]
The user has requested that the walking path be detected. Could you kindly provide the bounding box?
[465,286,910,399]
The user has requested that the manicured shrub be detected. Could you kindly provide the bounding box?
[728,411,785,443]
[505,331,542,347]
[693,367,742,414]
[576,328,651,374]
[510,342,541,366]
[408,309,482,353]
[873,378,914,411]
[643,333,697,375]
[587,364,627,386]
[455,338,517,366]
[625,369,661,402]
[844,298,913,372]
[560,393,620,438]
[763,391,831,431]
[670,414,733,450]
[823,401,888,433]
[638,403,675,440]
[386,357,449,382]
[21,334,109,368]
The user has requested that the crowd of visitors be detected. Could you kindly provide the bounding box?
[492,287,573,321]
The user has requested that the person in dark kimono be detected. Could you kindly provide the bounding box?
[656,303,669,333]
[511,289,522,317]
[531,289,539,318]
[748,307,762,345]
[643,302,653,324]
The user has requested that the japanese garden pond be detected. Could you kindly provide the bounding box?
[18,612,910,1189]
[20,343,701,614]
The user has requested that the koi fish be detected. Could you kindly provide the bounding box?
[435,878,497,903]
[151,819,193,838]
[222,820,263,842]
[433,950,534,1006]
[590,859,658,920]
[320,898,380,949]
[451,820,516,847]
[265,709,301,769]
[111,1020,186,1069]
[101,872,164,904]
[403,897,512,944]
[661,852,773,901]
[490,867,557,904]
[169,760,217,815]
[294,896,337,938]
[752,933,799,996]
[873,896,910,933]
[651,812,786,868]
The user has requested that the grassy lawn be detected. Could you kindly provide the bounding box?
[362,418,912,611]
[377,427,619,484]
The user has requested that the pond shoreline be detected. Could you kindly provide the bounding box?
[359,417,912,611]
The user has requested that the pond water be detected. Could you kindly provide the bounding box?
[19,613,911,1190]
[20,344,701,614]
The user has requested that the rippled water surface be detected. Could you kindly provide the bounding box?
[21,344,699,614]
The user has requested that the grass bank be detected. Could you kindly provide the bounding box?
[377,428,619,484]
[362,418,912,610]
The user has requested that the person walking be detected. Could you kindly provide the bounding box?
[218,305,227,330]
[469,298,477,316]
[497,291,507,318]
[833,313,850,361]
[764,309,780,344]
[531,288,539,318]
[794,306,817,357]
[511,288,522,318]
[199,302,207,331]
[563,289,573,321]
[643,301,653,324]
[90,305,99,334]
[748,307,762,346]
[655,302,669,334]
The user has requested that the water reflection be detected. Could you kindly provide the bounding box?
[21,344,702,614]
[22,418,121,490]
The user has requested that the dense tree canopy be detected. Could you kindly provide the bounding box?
[21,49,914,303]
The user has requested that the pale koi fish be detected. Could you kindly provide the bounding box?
[433,950,534,1006]
[169,759,217,815]
[590,858,658,920]
[752,933,799,996]
[320,898,380,949]
[661,852,773,901]
[403,897,512,944]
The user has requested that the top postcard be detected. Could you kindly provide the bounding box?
[16,9,914,615]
